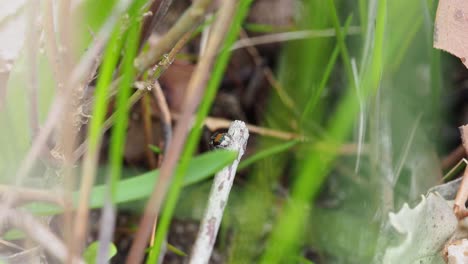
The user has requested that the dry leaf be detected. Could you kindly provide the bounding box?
[446,239,468,264]
[382,192,458,264]
[434,0,468,68]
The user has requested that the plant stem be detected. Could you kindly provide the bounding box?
[189,121,249,264]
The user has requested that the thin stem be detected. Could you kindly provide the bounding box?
[134,0,214,72]
[189,121,249,264]
[231,26,361,51]
[74,22,125,254]
[26,1,40,139]
[1,206,85,264]
[139,0,174,50]
[151,80,172,155]
[141,92,158,168]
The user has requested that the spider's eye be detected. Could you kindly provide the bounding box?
[210,132,230,149]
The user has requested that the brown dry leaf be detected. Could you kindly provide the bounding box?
[124,114,161,166]
[159,62,194,112]
[434,0,468,67]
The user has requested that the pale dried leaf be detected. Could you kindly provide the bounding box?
[382,193,458,264]
[434,0,468,68]
[0,0,27,72]
[447,239,468,264]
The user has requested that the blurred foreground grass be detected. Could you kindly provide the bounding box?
[0,0,456,263]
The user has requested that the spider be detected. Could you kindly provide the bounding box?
[209,132,232,150]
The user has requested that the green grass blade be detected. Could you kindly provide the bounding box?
[147,1,254,262]
[238,140,299,171]
[259,0,387,262]
[300,15,353,125]
[87,28,123,152]
[25,150,237,215]
[83,241,117,264]
[108,0,145,201]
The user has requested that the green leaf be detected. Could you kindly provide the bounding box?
[243,23,284,33]
[146,243,187,257]
[3,229,24,240]
[83,241,117,264]
[148,144,162,154]
[166,243,188,257]
[107,0,146,202]
[238,140,299,170]
[24,150,237,215]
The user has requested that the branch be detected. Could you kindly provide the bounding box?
[26,1,40,139]
[139,0,174,50]
[189,120,249,264]
[134,0,213,72]
[1,206,84,264]
[151,80,172,155]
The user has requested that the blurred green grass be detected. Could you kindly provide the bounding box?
[1,0,454,263]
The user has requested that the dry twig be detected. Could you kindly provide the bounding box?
[442,145,466,171]
[134,0,213,72]
[142,93,159,168]
[148,79,172,251]
[231,26,361,51]
[0,206,84,264]
[151,80,172,155]
[189,120,249,264]
[26,1,40,139]
[238,29,295,112]
[454,125,468,219]
[139,0,174,50]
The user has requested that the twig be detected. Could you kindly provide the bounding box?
[125,0,236,262]
[43,0,65,91]
[43,3,80,261]
[238,30,295,112]
[189,120,249,264]
[26,1,40,139]
[173,115,364,155]
[95,201,116,264]
[199,13,213,57]
[230,26,361,51]
[0,238,24,251]
[139,0,174,50]
[141,93,159,168]
[134,0,214,72]
[454,125,468,219]
[150,80,172,155]
[148,79,172,250]
[0,206,84,264]
[204,116,304,141]
[0,185,64,207]
[442,145,466,171]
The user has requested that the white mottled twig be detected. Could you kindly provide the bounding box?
[189,120,249,264]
